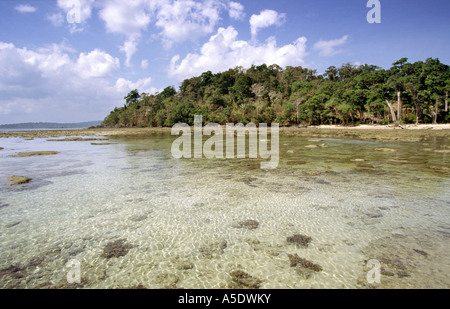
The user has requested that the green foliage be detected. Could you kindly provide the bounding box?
[102,59,450,127]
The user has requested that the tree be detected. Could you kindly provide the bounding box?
[387,58,411,122]
[124,89,140,107]
[103,58,450,127]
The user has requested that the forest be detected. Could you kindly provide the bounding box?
[102,57,449,127]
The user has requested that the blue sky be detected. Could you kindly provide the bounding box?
[0,0,449,124]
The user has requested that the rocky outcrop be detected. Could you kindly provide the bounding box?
[7,176,32,185]
[9,151,59,157]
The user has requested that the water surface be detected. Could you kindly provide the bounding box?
[0,132,448,288]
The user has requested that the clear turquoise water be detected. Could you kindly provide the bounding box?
[0,132,449,288]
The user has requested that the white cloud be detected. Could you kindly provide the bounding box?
[154,0,222,48]
[99,0,151,37]
[250,9,286,40]
[47,12,65,27]
[119,37,140,67]
[313,35,349,57]
[141,59,149,69]
[169,26,307,80]
[0,41,154,123]
[14,4,37,13]
[114,77,157,94]
[98,0,152,66]
[76,49,120,78]
[97,0,224,63]
[228,1,245,20]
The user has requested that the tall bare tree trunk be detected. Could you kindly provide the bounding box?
[445,91,448,112]
[397,90,402,121]
[386,100,397,122]
[433,98,439,124]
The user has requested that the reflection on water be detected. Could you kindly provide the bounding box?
[0,132,449,288]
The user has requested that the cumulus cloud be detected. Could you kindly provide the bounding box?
[98,0,152,66]
[313,35,349,56]
[0,41,154,123]
[97,0,225,63]
[250,9,286,40]
[99,0,151,37]
[14,4,37,13]
[154,0,222,48]
[114,77,157,94]
[169,26,307,80]
[76,49,120,78]
[228,1,245,20]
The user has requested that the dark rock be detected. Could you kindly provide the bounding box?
[127,284,147,289]
[286,234,312,247]
[47,137,109,142]
[101,239,134,259]
[199,240,227,258]
[6,221,22,228]
[236,219,259,230]
[9,151,59,157]
[91,143,114,145]
[230,270,262,289]
[177,262,194,270]
[413,249,428,257]
[287,254,323,272]
[8,176,32,185]
[0,265,26,280]
[380,268,395,277]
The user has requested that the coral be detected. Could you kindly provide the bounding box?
[286,234,312,247]
[101,239,134,259]
[230,270,262,289]
[237,219,259,230]
[287,254,323,272]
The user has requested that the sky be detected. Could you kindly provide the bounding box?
[0,0,449,124]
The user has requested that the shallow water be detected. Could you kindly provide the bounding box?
[0,132,449,288]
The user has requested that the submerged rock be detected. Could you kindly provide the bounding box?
[199,239,227,258]
[287,234,312,247]
[0,147,3,150]
[287,254,323,272]
[8,176,32,185]
[413,249,428,257]
[155,273,180,289]
[235,219,259,230]
[9,151,59,157]
[177,261,194,270]
[47,137,109,142]
[101,239,134,259]
[91,142,114,145]
[374,148,396,152]
[229,270,262,289]
[0,265,24,281]
[6,221,22,228]
[305,145,318,148]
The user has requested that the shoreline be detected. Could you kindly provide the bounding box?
[0,124,449,141]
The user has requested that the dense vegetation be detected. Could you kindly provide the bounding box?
[103,58,449,127]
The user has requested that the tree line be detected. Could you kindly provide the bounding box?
[102,57,449,127]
